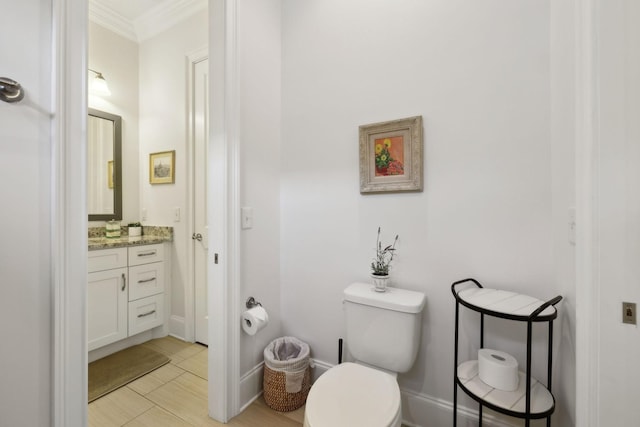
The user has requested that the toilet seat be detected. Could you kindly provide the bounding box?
[303,362,401,427]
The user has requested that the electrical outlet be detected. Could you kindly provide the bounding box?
[622,302,636,325]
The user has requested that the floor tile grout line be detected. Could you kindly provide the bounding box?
[143,372,202,427]
[121,405,158,427]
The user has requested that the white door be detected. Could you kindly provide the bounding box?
[193,57,210,345]
[1,1,68,424]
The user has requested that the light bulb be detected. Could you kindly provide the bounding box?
[92,73,111,96]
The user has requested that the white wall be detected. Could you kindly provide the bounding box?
[88,21,140,226]
[279,0,570,424]
[236,0,284,376]
[138,12,208,325]
[596,0,640,424]
[0,1,52,425]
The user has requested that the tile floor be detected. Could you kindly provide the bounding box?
[89,336,304,427]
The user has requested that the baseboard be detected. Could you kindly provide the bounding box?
[400,388,520,427]
[169,315,186,340]
[240,361,265,412]
[309,358,332,383]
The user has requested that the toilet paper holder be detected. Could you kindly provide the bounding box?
[246,296,262,309]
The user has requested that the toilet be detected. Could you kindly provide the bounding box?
[303,282,426,427]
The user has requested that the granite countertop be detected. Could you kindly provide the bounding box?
[88,225,173,250]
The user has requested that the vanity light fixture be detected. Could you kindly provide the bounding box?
[89,68,111,96]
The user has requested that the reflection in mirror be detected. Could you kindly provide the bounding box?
[88,108,122,221]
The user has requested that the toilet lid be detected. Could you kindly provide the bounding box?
[305,362,400,427]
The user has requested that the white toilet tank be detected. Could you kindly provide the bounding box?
[344,282,426,373]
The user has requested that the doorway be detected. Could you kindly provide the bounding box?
[52,0,240,424]
[188,50,210,346]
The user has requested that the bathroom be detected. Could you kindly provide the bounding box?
[85,0,572,425]
[5,0,640,426]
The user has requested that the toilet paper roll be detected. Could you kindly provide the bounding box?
[242,306,269,336]
[478,348,519,391]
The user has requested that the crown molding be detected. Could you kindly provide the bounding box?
[135,0,207,42]
[88,0,137,42]
[88,0,207,43]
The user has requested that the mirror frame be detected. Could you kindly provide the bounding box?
[88,108,122,221]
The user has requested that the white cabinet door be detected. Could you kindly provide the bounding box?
[87,267,128,351]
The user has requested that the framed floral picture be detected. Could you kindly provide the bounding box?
[359,116,423,193]
[149,150,175,184]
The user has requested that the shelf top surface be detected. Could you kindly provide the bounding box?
[457,360,554,416]
[457,288,556,319]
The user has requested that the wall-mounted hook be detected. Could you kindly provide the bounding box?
[0,77,24,103]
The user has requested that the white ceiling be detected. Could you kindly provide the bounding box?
[94,0,166,22]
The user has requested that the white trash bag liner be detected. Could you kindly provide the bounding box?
[264,336,310,393]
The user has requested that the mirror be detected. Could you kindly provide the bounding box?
[88,108,122,221]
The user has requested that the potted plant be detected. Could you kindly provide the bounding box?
[370,227,398,292]
[128,222,142,237]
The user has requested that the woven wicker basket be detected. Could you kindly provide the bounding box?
[263,364,312,412]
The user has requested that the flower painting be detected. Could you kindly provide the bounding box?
[359,116,423,193]
[374,136,405,176]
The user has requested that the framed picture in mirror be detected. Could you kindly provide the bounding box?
[107,160,114,189]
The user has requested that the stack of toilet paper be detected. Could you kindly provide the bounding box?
[478,349,519,391]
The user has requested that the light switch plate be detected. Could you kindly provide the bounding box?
[568,207,576,245]
[241,207,253,229]
[623,302,636,325]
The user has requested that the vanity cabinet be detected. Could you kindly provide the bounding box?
[88,244,166,351]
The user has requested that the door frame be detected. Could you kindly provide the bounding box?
[52,0,241,424]
[207,0,241,419]
[574,0,600,425]
[186,46,209,344]
[52,0,89,425]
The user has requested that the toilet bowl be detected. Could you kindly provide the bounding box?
[303,362,402,427]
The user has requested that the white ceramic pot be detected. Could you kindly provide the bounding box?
[371,274,390,292]
[128,226,142,237]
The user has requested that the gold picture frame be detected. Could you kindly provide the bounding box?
[359,116,423,193]
[107,160,114,189]
[149,150,175,184]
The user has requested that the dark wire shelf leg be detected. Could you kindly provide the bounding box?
[453,302,459,427]
[547,319,554,427]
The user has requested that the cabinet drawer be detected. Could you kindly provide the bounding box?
[128,294,164,336]
[128,262,165,301]
[128,244,164,266]
[88,248,127,273]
